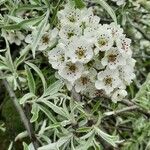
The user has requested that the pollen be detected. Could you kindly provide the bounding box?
[98,38,108,47]
[75,47,85,59]
[108,54,117,62]
[42,35,50,44]
[104,77,112,86]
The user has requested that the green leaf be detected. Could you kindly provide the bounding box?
[7,15,23,23]
[40,100,67,118]
[0,60,9,70]
[43,80,63,97]
[14,4,45,13]
[25,61,47,92]
[94,0,117,24]
[94,126,120,147]
[15,131,28,141]
[3,16,44,30]
[25,65,36,94]
[20,93,36,105]
[31,10,49,57]
[8,142,13,150]
[30,103,39,123]
[38,134,72,150]
[14,45,31,68]
[92,101,100,114]
[37,104,57,123]
[74,0,85,9]
[76,127,92,133]
[134,73,150,110]
[23,142,29,150]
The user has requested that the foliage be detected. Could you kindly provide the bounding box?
[0,0,149,150]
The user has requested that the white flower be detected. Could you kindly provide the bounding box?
[104,23,123,39]
[85,84,106,98]
[57,4,81,25]
[111,0,125,6]
[59,25,82,41]
[95,68,123,94]
[116,35,132,57]
[38,28,58,50]
[7,31,25,45]
[101,47,126,69]
[111,89,127,103]
[80,7,100,28]
[119,58,136,85]
[74,68,97,93]
[25,28,58,51]
[48,44,66,70]
[95,26,114,51]
[67,37,94,63]
[58,61,84,84]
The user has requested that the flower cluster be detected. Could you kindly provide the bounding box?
[48,4,135,102]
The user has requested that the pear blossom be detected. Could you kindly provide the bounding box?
[111,89,127,103]
[58,61,84,84]
[25,28,58,51]
[111,0,125,6]
[59,25,82,41]
[38,28,58,50]
[95,68,123,94]
[119,58,136,85]
[57,4,81,25]
[104,23,123,39]
[74,68,97,93]
[67,37,94,63]
[95,27,114,51]
[48,44,66,69]
[116,35,132,56]
[7,31,25,45]
[86,84,106,98]
[80,7,100,29]
[101,47,126,69]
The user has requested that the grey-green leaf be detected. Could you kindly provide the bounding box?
[94,0,117,24]
[25,65,36,94]
[25,61,47,93]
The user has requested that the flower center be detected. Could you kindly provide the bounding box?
[68,64,77,73]
[60,54,65,62]
[68,16,76,22]
[81,77,89,85]
[42,35,50,44]
[108,54,117,62]
[75,47,85,59]
[67,32,74,39]
[98,38,108,47]
[14,35,19,40]
[104,77,112,86]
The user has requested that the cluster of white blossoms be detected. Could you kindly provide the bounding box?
[48,4,135,102]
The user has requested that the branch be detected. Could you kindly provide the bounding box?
[0,70,39,149]
[104,105,138,116]
[119,99,150,118]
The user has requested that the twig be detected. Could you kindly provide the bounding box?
[104,105,138,116]
[0,70,39,150]
[119,99,150,118]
